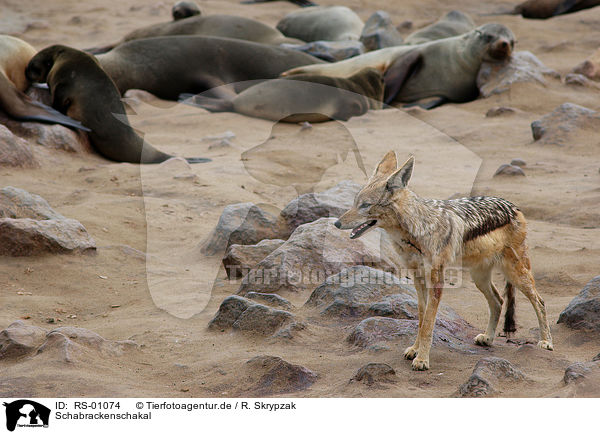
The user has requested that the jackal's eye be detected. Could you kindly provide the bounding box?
[359,202,371,209]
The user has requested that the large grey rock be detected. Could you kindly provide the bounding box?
[245,355,317,396]
[477,51,560,98]
[563,360,600,385]
[223,239,285,279]
[245,292,293,310]
[457,357,527,397]
[3,118,92,154]
[0,321,47,359]
[280,180,361,236]
[200,203,285,256]
[557,276,600,331]
[360,11,404,51]
[0,187,96,256]
[530,103,600,146]
[208,296,302,338]
[305,266,416,319]
[0,124,38,168]
[347,316,476,353]
[571,48,600,81]
[238,218,397,295]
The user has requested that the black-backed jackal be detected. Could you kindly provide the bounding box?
[334,151,553,371]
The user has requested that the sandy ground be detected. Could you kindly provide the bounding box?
[1,0,599,398]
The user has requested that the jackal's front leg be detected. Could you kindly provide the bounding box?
[412,267,444,371]
[404,271,427,360]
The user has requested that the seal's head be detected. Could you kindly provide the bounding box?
[25,45,68,83]
[171,1,201,20]
[469,23,515,63]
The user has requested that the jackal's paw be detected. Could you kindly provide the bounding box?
[537,340,554,351]
[403,346,418,360]
[411,358,429,371]
[474,333,493,347]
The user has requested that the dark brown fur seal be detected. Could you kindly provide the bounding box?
[0,35,88,130]
[181,67,384,122]
[514,0,600,18]
[87,14,303,54]
[96,36,324,101]
[25,45,209,164]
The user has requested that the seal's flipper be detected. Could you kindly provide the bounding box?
[241,0,317,7]
[185,157,212,164]
[1,77,90,131]
[383,50,422,105]
[553,0,579,16]
[179,94,234,113]
[403,97,448,110]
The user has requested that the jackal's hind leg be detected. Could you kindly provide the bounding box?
[502,247,553,350]
[404,274,427,360]
[470,266,503,347]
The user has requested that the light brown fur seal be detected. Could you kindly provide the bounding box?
[284,23,515,108]
[0,35,88,130]
[26,45,209,164]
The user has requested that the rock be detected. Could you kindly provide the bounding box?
[360,11,404,51]
[245,292,293,310]
[3,118,92,154]
[238,218,397,295]
[477,51,560,98]
[564,73,600,89]
[223,239,285,279]
[0,187,96,256]
[280,180,361,236]
[563,361,600,384]
[208,295,302,337]
[485,106,516,117]
[0,124,38,168]
[493,164,525,177]
[530,103,600,145]
[199,202,284,256]
[347,316,476,354]
[593,353,600,362]
[281,40,365,62]
[245,355,317,395]
[35,327,137,363]
[0,321,47,359]
[457,357,526,397]
[351,362,396,385]
[122,89,161,110]
[510,158,526,167]
[305,266,416,319]
[572,48,600,81]
[557,276,600,331]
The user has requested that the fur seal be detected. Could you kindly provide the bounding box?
[88,14,303,54]
[241,0,317,6]
[512,0,600,18]
[276,6,364,42]
[96,36,324,101]
[25,45,209,164]
[181,67,384,122]
[0,35,88,130]
[360,11,404,51]
[404,10,475,45]
[171,1,201,20]
[283,23,515,107]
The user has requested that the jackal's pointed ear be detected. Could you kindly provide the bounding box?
[371,151,397,178]
[386,156,414,190]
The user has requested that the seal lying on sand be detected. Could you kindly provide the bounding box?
[0,35,88,130]
[276,6,364,42]
[181,67,384,122]
[404,10,475,45]
[96,36,324,100]
[88,14,303,54]
[284,23,515,108]
[512,0,600,18]
[26,45,209,164]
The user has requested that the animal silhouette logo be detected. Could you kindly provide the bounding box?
[3,400,50,432]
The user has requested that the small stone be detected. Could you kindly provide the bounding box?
[493,164,525,177]
[510,159,527,167]
[485,107,516,117]
[457,357,527,397]
[351,362,396,385]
